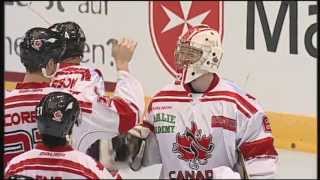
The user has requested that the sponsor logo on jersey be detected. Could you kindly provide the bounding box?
[149,1,223,77]
[151,105,172,111]
[154,113,176,134]
[39,151,65,157]
[172,121,214,170]
[36,175,62,180]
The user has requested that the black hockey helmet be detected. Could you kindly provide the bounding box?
[36,91,81,138]
[48,21,86,59]
[19,27,66,72]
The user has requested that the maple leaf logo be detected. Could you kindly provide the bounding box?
[172,121,214,170]
[32,39,43,51]
[52,110,63,122]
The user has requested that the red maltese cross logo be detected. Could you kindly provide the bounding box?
[149,1,224,77]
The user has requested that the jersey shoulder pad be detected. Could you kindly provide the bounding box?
[220,78,264,112]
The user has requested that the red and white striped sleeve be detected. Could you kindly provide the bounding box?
[237,105,279,178]
[93,70,144,133]
[113,70,145,118]
[71,71,145,152]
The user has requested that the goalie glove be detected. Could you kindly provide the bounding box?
[111,125,150,171]
[112,134,130,162]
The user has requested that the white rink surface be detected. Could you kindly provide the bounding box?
[113,149,317,179]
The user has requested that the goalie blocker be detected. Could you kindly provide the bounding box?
[111,125,150,171]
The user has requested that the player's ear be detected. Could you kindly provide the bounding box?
[46,58,57,76]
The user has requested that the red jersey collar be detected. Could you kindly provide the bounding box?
[35,143,73,152]
[183,73,220,94]
[16,82,50,89]
[59,62,81,68]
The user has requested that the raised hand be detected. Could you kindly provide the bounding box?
[108,38,137,71]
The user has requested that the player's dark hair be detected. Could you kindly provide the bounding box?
[41,126,73,148]
[24,63,41,73]
[41,134,67,148]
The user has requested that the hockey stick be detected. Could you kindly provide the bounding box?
[237,148,250,179]
[27,3,52,26]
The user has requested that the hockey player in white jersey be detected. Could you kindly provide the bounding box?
[116,24,279,179]
[5,92,121,179]
[5,24,143,178]
[48,21,105,101]
[47,21,145,159]
[4,27,66,167]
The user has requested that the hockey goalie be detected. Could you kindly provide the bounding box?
[112,24,279,179]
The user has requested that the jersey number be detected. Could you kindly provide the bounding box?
[4,129,41,166]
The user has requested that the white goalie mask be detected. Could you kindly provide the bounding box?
[175,24,223,84]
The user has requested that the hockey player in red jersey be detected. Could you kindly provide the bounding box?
[47,22,145,159]
[4,27,66,167]
[5,92,121,179]
[116,24,279,179]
